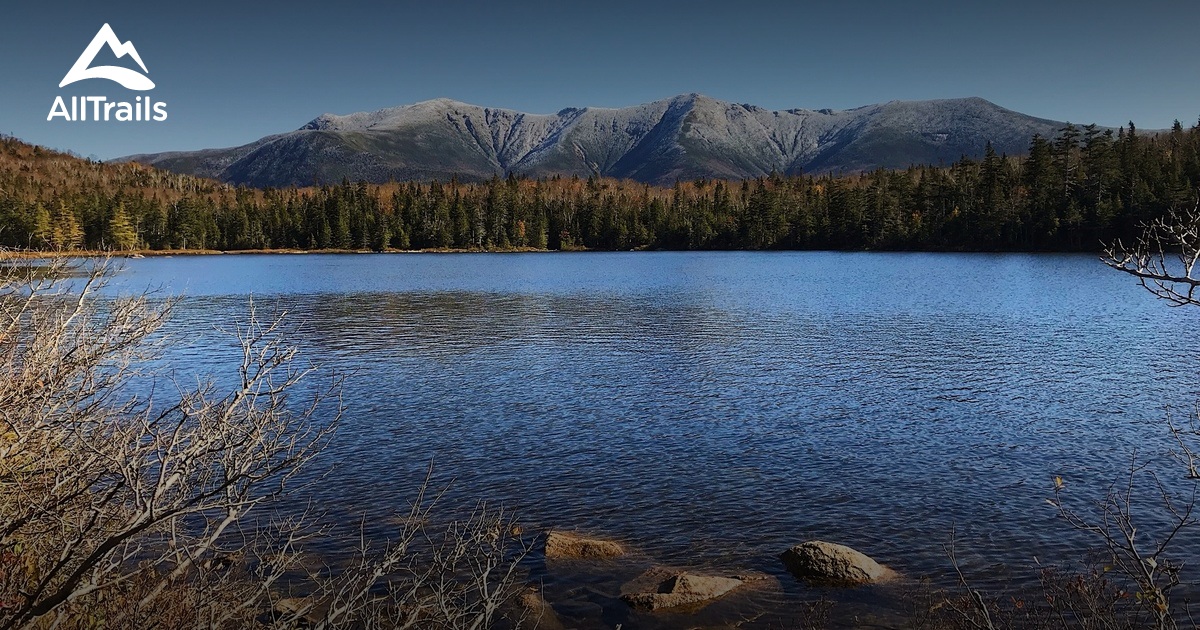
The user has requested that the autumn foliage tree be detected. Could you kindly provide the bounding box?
[3,120,1200,253]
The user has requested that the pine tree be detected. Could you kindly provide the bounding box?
[50,201,83,251]
[30,202,51,248]
[106,203,138,251]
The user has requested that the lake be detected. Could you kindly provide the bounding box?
[101,251,1200,628]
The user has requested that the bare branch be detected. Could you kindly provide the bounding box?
[1103,196,1200,307]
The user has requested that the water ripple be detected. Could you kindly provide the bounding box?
[104,252,1200,628]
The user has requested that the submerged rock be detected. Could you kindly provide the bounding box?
[620,568,744,611]
[779,540,896,586]
[544,531,625,560]
[518,587,565,629]
[270,597,318,627]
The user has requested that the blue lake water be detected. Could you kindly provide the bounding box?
[100,251,1200,627]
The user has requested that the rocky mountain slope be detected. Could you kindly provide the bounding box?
[122,94,1067,186]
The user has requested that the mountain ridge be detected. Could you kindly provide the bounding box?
[121,94,1069,186]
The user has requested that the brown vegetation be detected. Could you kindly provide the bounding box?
[0,255,532,629]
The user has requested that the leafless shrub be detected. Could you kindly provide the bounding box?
[1046,454,1195,630]
[913,560,1143,630]
[920,197,1200,630]
[1094,194,1200,628]
[791,598,834,630]
[265,474,534,630]
[1035,565,1139,630]
[1103,196,1200,307]
[0,253,531,629]
[924,435,1198,629]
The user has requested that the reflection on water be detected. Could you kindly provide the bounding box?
[104,252,1200,628]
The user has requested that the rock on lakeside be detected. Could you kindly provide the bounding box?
[543,531,626,560]
[620,568,746,611]
[779,541,897,586]
[518,588,565,629]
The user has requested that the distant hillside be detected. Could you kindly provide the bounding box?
[121,95,1067,187]
[4,116,1195,255]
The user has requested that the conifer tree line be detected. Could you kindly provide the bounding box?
[2,119,1198,252]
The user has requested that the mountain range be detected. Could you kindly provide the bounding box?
[122,94,1068,187]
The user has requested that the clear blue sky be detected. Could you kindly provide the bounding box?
[2,0,1197,160]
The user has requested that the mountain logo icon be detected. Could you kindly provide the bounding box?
[59,24,155,91]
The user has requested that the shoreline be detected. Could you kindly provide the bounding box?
[0,247,554,259]
[0,246,1105,259]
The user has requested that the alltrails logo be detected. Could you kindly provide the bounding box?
[48,24,167,122]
